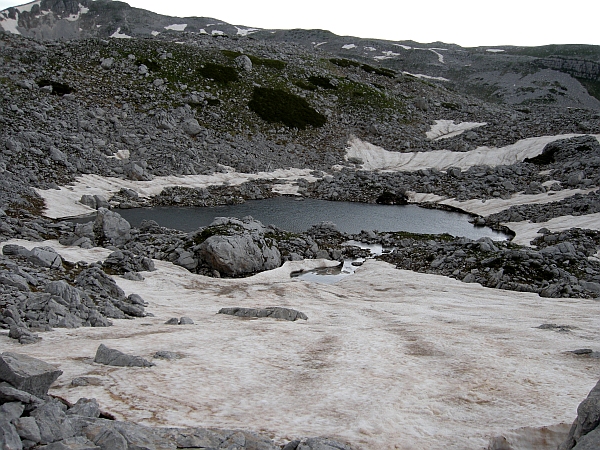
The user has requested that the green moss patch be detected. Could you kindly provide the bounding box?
[248,87,327,129]
[198,63,239,84]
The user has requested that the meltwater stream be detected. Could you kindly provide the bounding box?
[117,196,508,240]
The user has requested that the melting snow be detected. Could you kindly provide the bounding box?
[429,49,446,64]
[235,26,259,36]
[1,239,598,450]
[0,16,20,34]
[342,43,357,49]
[312,42,327,48]
[212,30,224,36]
[346,134,600,172]
[164,24,187,31]
[487,49,505,53]
[393,44,412,50]
[426,119,487,140]
[36,168,322,219]
[110,27,132,39]
[402,72,450,82]
[506,212,600,246]
[364,46,376,52]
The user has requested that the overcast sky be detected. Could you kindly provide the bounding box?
[1,0,599,47]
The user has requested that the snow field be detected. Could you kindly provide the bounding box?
[1,239,599,449]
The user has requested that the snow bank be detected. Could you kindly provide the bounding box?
[235,26,259,36]
[487,49,505,53]
[110,27,132,39]
[342,44,357,49]
[402,72,450,82]
[1,239,597,449]
[164,24,187,31]
[346,134,600,172]
[505,212,600,246]
[426,119,487,141]
[36,168,322,219]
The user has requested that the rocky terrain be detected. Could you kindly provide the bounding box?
[1,1,600,449]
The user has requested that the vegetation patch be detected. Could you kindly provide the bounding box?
[577,78,600,101]
[307,75,337,90]
[37,79,73,95]
[360,64,396,78]
[294,80,317,91]
[330,58,361,68]
[248,87,327,129]
[197,63,239,84]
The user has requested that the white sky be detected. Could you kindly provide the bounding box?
[1,0,599,47]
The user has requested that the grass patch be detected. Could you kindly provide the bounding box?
[248,87,327,129]
[198,63,239,84]
[307,75,337,90]
[360,64,396,78]
[330,58,361,68]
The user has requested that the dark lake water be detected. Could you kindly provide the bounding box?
[116,197,508,240]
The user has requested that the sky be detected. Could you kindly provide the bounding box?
[1,0,599,47]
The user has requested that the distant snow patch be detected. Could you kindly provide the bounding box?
[199,29,208,34]
[364,46,376,52]
[345,134,600,172]
[426,119,487,141]
[312,42,327,48]
[0,17,20,34]
[164,23,187,31]
[212,30,224,36]
[429,48,446,64]
[393,44,412,50]
[342,43,357,49]
[151,30,160,36]
[16,0,40,13]
[110,27,132,39]
[235,26,259,36]
[487,49,505,53]
[402,72,450,82]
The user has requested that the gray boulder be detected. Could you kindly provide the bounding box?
[13,416,41,443]
[2,245,31,257]
[39,436,100,449]
[94,209,131,246]
[0,419,22,450]
[28,247,62,269]
[79,195,96,209]
[93,345,154,368]
[234,55,253,72]
[179,317,194,325]
[66,398,100,418]
[559,378,600,450]
[8,326,42,345]
[0,402,25,422]
[200,234,281,276]
[181,118,203,136]
[31,400,75,445]
[0,383,45,406]
[0,353,62,397]
[218,307,308,321]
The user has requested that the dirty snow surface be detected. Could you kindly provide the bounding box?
[2,239,599,450]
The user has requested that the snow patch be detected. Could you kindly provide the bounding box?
[211,30,224,36]
[505,212,600,246]
[0,16,20,34]
[346,134,600,172]
[235,26,259,36]
[106,149,130,160]
[393,44,412,50]
[364,46,376,52]
[199,29,208,34]
[164,24,187,32]
[429,48,446,64]
[36,169,323,219]
[426,119,487,141]
[312,42,327,48]
[151,30,160,36]
[342,43,357,49]
[16,0,40,13]
[1,240,597,450]
[374,50,400,60]
[402,72,450,82]
[110,27,132,39]
[487,49,505,53]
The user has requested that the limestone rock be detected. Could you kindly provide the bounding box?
[94,209,131,246]
[218,307,308,321]
[0,353,62,397]
[93,345,154,368]
[559,378,600,450]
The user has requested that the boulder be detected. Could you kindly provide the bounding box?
[0,353,62,397]
[200,234,281,276]
[0,419,22,450]
[181,118,203,136]
[31,400,75,444]
[39,436,100,449]
[559,378,600,450]
[93,345,154,368]
[66,398,100,418]
[218,307,308,321]
[28,247,62,269]
[13,416,41,443]
[94,209,131,246]
[234,55,253,72]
